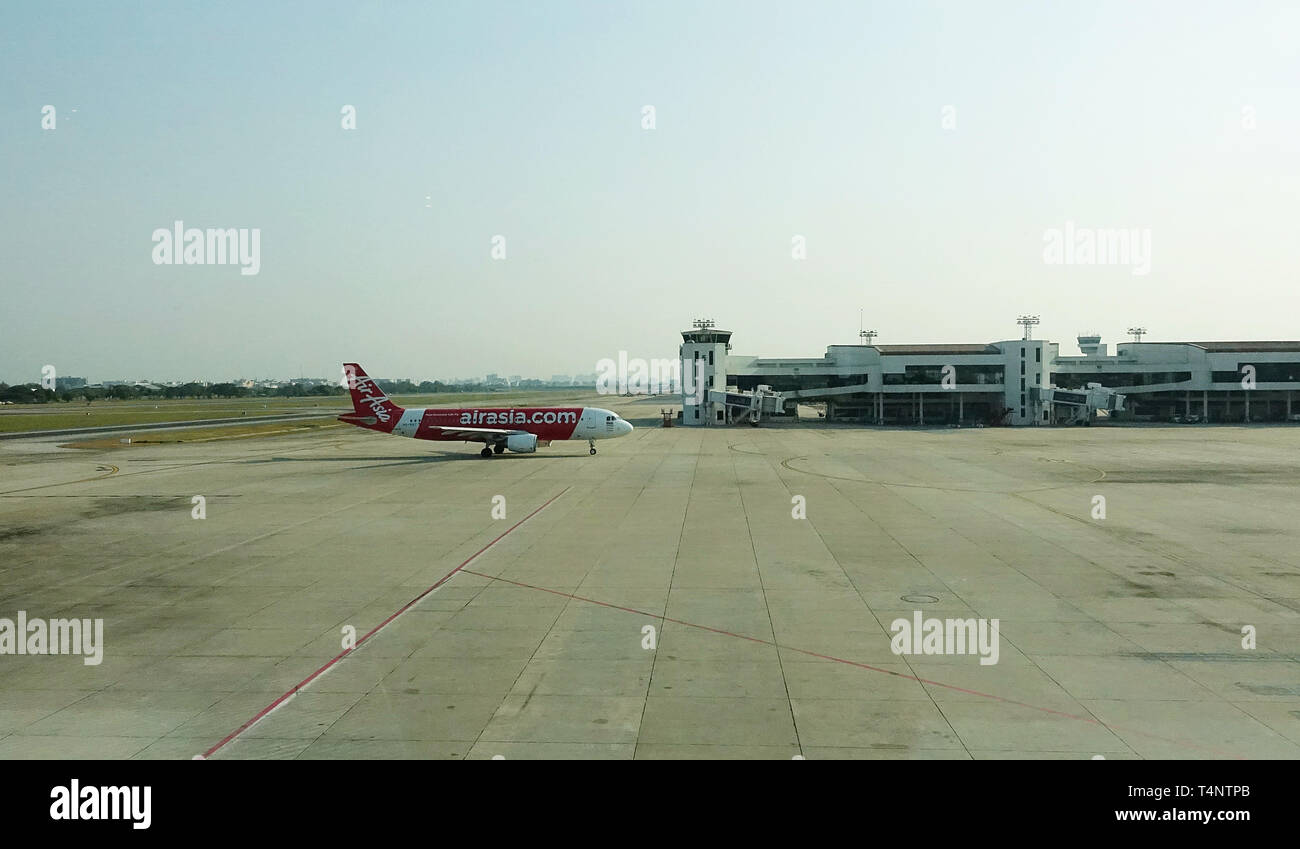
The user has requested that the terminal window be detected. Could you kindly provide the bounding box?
[1243,362,1300,382]
[893,365,1004,385]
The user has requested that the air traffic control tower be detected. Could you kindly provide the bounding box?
[680,320,731,426]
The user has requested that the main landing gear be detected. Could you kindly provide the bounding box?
[588,439,597,456]
[480,446,493,458]
[493,444,505,454]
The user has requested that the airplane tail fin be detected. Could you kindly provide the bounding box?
[339,363,404,429]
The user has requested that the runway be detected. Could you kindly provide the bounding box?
[1,400,1297,759]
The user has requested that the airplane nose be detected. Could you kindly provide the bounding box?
[619,420,634,435]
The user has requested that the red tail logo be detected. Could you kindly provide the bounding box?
[342,363,403,425]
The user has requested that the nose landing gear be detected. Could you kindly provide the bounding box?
[588,439,597,455]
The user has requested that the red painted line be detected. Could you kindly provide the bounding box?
[460,570,1247,760]
[200,487,569,759]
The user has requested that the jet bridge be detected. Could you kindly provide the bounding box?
[1041,383,1126,425]
[707,386,786,426]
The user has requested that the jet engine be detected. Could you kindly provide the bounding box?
[505,433,538,453]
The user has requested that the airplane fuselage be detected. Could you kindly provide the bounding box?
[338,362,633,456]
[346,406,628,442]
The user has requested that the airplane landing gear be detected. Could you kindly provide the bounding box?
[588,439,597,455]
[493,444,505,454]
[480,447,493,458]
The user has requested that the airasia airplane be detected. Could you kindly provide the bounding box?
[337,363,633,457]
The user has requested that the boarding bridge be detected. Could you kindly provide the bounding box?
[707,386,786,426]
[1041,383,1126,425]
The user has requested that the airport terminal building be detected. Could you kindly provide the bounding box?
[680,325,1300,427]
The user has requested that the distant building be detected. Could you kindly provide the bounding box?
[681,326,1300,426]
[54,377,86,390]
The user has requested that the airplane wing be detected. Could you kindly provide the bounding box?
[423,425,522,444]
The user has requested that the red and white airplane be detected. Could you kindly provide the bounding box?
[337,363,633,457]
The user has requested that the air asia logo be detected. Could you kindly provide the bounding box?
[358,392,392,422]
[0,612,103,665]
[344,370,392,423]
[459,410,577,426]
[50,780,151,829]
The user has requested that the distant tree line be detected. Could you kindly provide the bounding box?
[0,382,349,403]
[0,379,505,404]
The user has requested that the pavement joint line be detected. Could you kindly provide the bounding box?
[843,475,1144,756]
[33,438,428,596]
[768,430,980,758]
[0,412,339,441]
[632,437,700,761]
[779,454,1107,494]
[458,569,1248,760]
[294,462,572,758]
[0,493,241,498]
[0,435,339,497]
[1007,488,1281,606]
[463,446,667,760]
[199,486,570,759]
[730,438,805,757]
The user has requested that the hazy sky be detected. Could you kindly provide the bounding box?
[2,1,1297,383]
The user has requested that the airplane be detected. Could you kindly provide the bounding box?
[337,363,634,457]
